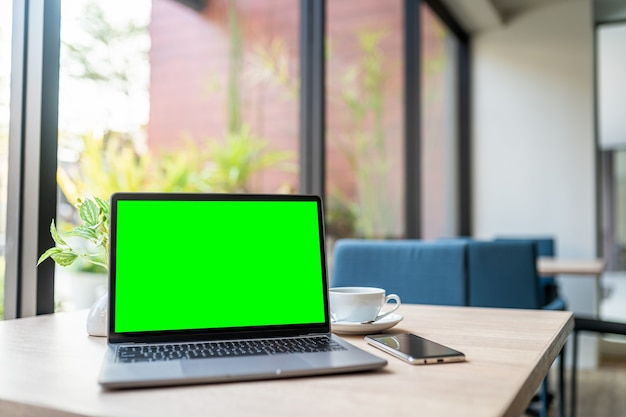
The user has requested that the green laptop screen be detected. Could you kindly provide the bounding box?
[113,199,327,333]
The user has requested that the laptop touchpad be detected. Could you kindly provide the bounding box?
[181,355,310,378]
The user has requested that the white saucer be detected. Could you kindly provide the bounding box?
[331,313,404,335]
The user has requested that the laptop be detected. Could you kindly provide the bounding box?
[98,192,386,389]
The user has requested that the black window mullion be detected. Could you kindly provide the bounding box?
[299,0,325,199]
[36,0,61,315]
[404,0,422,238]
[458,36,471,236]
[422,0,468,40]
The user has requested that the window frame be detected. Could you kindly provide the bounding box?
[407,0,471,238]
[4,0,469,317]
[5,0,60,318]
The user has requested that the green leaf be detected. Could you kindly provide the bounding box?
[94,196,109,216]
[49,220,66,246]
[96,234,108,247]
[66,225,98,240]
[85,258,109,271]
[37,247,63,265]
[50,251,79,267]
[79,198,100,226]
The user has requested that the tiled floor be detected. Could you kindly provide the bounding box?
[568,272,626,417]
[521,360,626,417]
[568,359,626,417]
[524,273,626,417]
[600,272,626,355]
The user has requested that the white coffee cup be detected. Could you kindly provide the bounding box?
[329,287,401,323]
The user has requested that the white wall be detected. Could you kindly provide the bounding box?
[472,1,598,367]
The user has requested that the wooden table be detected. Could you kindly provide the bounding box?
[538,257,606,314]
[0,304,572,417]
[537,257,605,277]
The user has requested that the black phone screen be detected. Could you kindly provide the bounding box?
[368,333,464,359]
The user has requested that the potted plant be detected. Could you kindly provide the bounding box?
[38,196,110,311]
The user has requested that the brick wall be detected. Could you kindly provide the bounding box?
[147,0,447,238]
[149,0,300,192]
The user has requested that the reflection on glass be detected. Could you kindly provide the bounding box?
[326,0,405,241]
[420,4,459,240]
[0,1,13,319]
[56,0,299,310]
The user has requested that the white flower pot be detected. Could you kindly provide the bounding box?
[86,293,108,337]
[55,268,108,310]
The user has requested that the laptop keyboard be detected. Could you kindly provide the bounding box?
[116,336,346,363]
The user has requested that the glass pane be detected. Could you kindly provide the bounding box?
[326,0,405,242]
[597,23,626,149]
[614,150,626,271]
[56,0,299,310]
[420,4,459,240]
[0,1,12,319]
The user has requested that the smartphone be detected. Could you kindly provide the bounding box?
[365,333,465,365]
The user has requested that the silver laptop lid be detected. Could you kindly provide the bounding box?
[107,193,331,344]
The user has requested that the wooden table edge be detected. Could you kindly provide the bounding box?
[503,310,574,417]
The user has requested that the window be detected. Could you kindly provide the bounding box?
[0,1,12,318]
[614,151,626,270]
[604,150,626,271]
[56,0,300,309]
[325,0,405,240]
[420,3,460,239]
[7,0,469,315]
[597,22,626,272]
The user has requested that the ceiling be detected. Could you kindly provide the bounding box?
[491,0,573,21]
[440,0,579,34]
